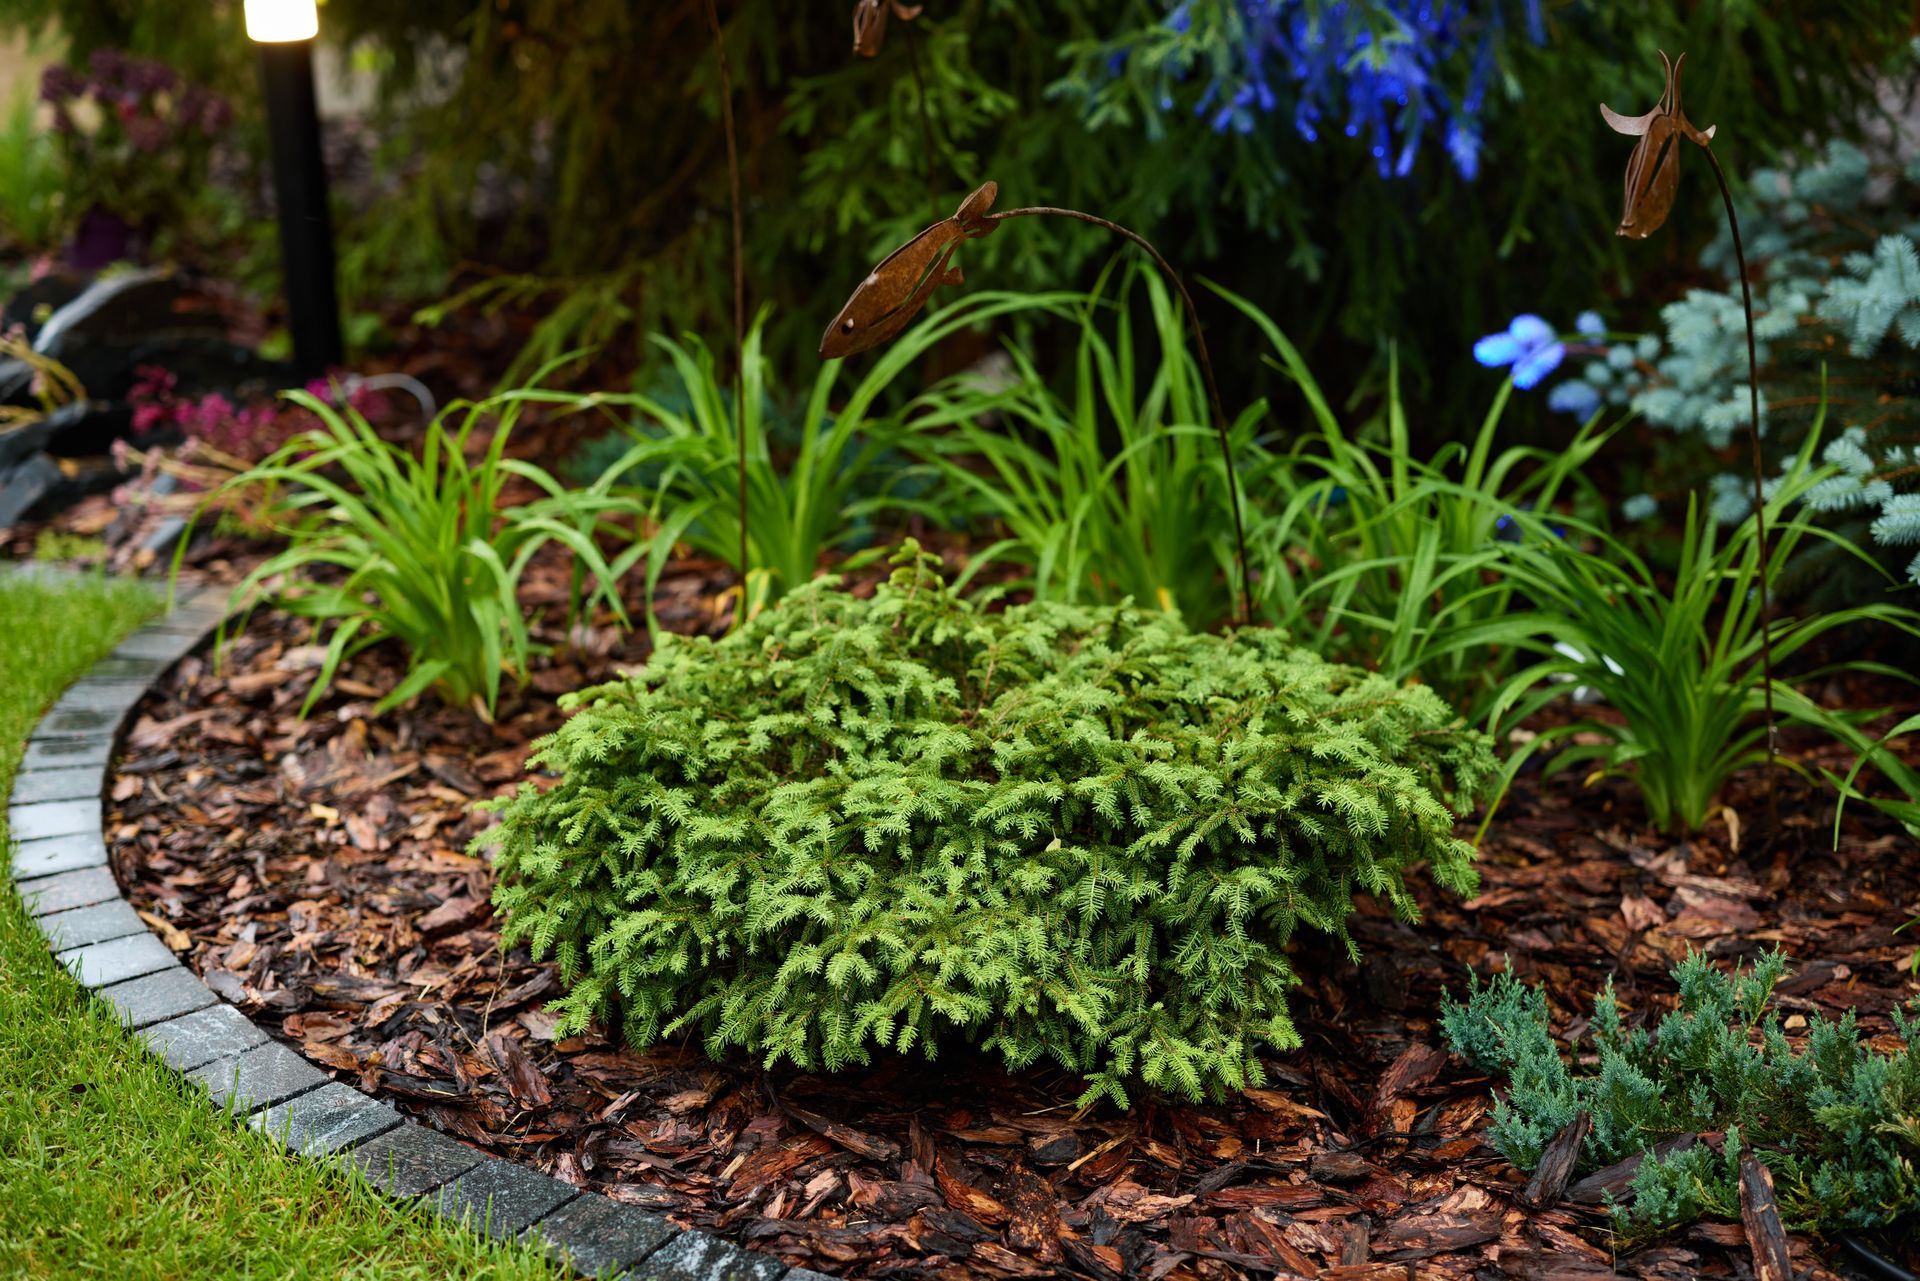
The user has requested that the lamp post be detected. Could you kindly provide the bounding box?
[246,0,342,379]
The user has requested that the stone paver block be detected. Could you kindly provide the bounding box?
[252,1081,402,1156]
[433,1159,578,1239]
[783,1270,836,1281]
[32,705,123,738]
[20,736,111,772]
[98,966,218,1029]
[10,799,97,841]
[9,765,103,805]
[111,630,204,661]
[626,1230,788,1281]
[188,1041,328,1113]
[143,1003,269,1071]
[36,898,146,950]
[15,866,120,916]
[46,680,147,716]
[144,612,223,639]
[79,655,169,682]
[344,1123,485,1198]
[58,931,174,988]
[13,833,108,879]
[149,592,221,625]
[523,1194,677,1277]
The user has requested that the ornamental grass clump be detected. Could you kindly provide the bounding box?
[484,544,1496,1106]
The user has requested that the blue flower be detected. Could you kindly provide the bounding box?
[1103,1,1547,182]
[1575,310,1606,338]
[1474,314,1566,389]
[1547,379,1602,418]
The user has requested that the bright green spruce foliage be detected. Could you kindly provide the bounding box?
[1441,953,1920,1237]
[485,545,1495,1107]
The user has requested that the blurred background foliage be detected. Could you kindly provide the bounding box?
[0,0,1911,434]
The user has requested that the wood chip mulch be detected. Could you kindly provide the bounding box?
[106,568,1920,1281]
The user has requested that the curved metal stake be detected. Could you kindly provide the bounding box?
[704,0,750,620]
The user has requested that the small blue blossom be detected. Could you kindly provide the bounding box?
[1547,379,1602,418]
[1622,493,1660,522]
[1575,310,1606,338]
[1474,314,1565,388]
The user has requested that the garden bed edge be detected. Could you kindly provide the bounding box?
[5,587,831,1281]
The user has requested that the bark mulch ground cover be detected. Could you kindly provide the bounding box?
[106,567,1920,1281]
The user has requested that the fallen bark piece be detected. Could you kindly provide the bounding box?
[784,1101,901,1163]
[484,1029,552,1109]
[1000,1163,1064,1264]
[1737,1152,1792,1281]
[1567,1133,1702,1204]
[1524,1111,1592,1207]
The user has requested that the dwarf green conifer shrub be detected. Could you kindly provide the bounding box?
[484,544,1495,1106]
[1441,952,1920,1236]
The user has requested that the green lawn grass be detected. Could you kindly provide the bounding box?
[0,571,568,1280]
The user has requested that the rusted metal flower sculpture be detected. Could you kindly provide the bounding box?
[852,0,940,220]
[1601,51,1717,239]
[821,181,1254,626]
[852,0,922,56]
[1602,52,1776,756]
[704,0,750,613]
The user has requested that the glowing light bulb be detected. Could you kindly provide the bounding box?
[245,0,318,42]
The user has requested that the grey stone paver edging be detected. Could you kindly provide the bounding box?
[7,585,829,1281]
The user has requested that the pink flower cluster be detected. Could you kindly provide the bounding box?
[129,366,389,463]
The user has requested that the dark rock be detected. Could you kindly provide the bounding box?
[0,453,61,529]
[0,404,62,470]
[3,273,88,341]
[41,401,136,460]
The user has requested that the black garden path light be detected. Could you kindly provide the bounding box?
[245,0,344,379]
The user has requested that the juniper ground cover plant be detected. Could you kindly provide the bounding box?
[1441,952,1920,1238]
[483,545,1497,1107]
